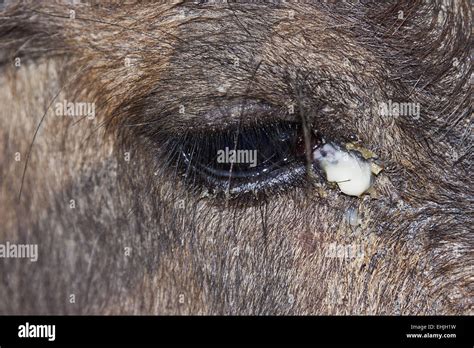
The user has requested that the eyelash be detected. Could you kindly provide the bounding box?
[157,120,324,201]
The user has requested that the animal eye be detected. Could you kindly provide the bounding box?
[161,109,324,198]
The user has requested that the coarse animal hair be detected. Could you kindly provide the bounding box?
[0,0,472,314]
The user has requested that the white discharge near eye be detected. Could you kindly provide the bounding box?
[313,143,373,197]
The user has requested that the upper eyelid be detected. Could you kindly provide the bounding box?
[132,95,297,136]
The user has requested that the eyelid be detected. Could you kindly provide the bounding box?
[137,96,295,134]
[164,119,322,199]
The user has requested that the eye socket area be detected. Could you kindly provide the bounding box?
[173,121,323,196]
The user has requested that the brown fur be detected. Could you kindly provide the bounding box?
[0,0,472,314]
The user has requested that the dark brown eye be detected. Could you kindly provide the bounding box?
[167,119,324,196]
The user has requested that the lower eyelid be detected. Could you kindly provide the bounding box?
[196,162,308,197]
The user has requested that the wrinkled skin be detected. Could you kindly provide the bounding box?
[0,0,472,315]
